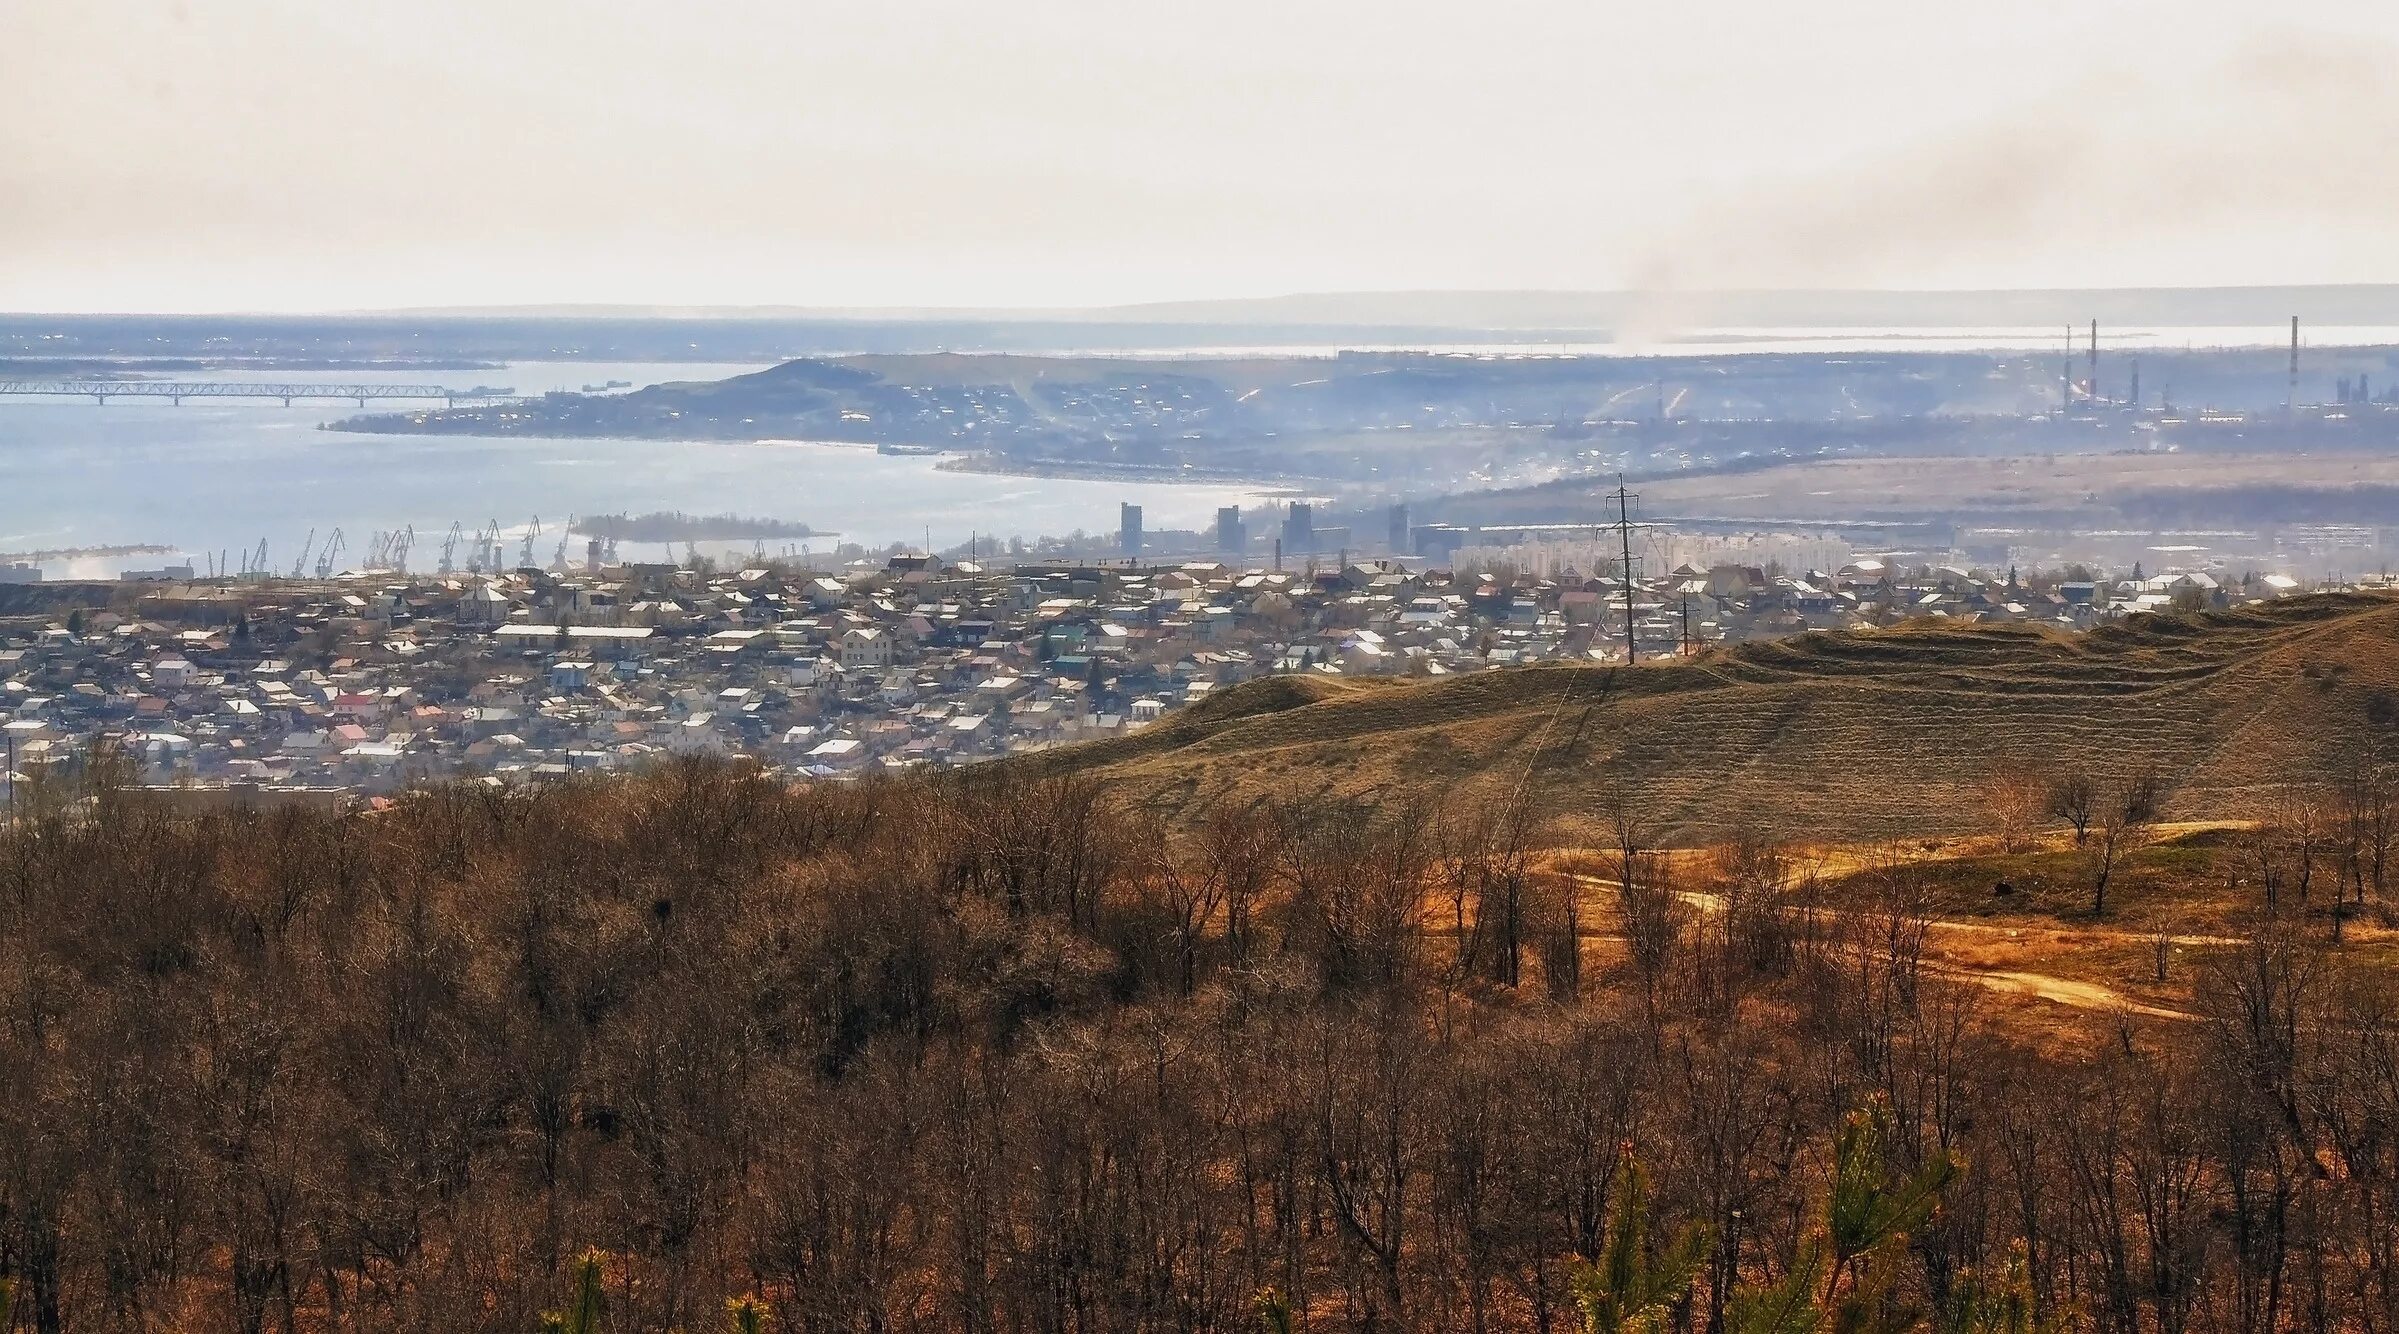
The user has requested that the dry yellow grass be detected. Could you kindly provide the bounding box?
[1032,592,2399,844]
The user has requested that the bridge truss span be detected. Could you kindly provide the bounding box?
[0,381,513,407]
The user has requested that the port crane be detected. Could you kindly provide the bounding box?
[437,521,463,576]
[518,516,541,569]
[315,528,345,579]
[250,538,268,578]
[466,521,500,575]
[291,528,315,580]
[554,515,576,571]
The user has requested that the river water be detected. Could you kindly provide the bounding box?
[0,361,1270,577]
[9,327,2394,578]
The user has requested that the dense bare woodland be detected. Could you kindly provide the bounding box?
[4,758,2398,1334]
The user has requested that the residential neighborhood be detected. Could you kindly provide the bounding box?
[0,552,2331,802]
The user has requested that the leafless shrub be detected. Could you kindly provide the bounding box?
[1987,768,2050,854]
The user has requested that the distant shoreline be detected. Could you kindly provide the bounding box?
[933,451,1311,493]
[0,357,505,376]
[322,421,1313,492]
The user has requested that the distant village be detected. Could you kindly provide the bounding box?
[0,549,2338,804]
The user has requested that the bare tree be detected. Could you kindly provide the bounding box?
[20,751,2399,1329]
[1201,803,1273,968]
[1274,796,1431,993]
[1602,790,1684,1023]
[1987,768,2051,854]
[2049,771,2098,847]
[1133,824,1229,996]
[2277,787,2331,911]
[2331,758,2394,935]
[2085,770,2161,916]
[1437,793,1539,990]
[1712,832,1797,977]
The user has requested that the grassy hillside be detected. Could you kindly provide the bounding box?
[1032,593,2399,841]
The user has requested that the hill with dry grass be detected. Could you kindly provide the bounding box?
[1029,593,2399,842]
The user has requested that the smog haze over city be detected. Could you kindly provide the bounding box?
[9,1,2399,310]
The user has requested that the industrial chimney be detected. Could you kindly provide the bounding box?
[2288,316,2301,414]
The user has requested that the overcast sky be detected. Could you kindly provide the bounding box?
[5,0,2398,312]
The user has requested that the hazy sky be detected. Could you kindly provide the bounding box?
[6,0,2399,312]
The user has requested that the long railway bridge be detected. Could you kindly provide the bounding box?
[0,381,516,407]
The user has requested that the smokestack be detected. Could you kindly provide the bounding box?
[2089,319,2099,407]
[2289,315,2301,414]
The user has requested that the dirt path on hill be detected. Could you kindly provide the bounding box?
[1564,875,2203,1020]
[1924,961,2193,1021]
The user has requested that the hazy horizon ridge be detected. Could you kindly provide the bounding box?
[14,283,2397,330]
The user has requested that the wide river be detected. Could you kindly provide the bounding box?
[0,362,1272,577]
[9,326,2392,578]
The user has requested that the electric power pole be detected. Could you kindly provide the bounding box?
[1611,477,1639,662]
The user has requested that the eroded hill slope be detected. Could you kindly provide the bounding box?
[1026,593,2399,842]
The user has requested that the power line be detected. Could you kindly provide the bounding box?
[1610,477,1640,662]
